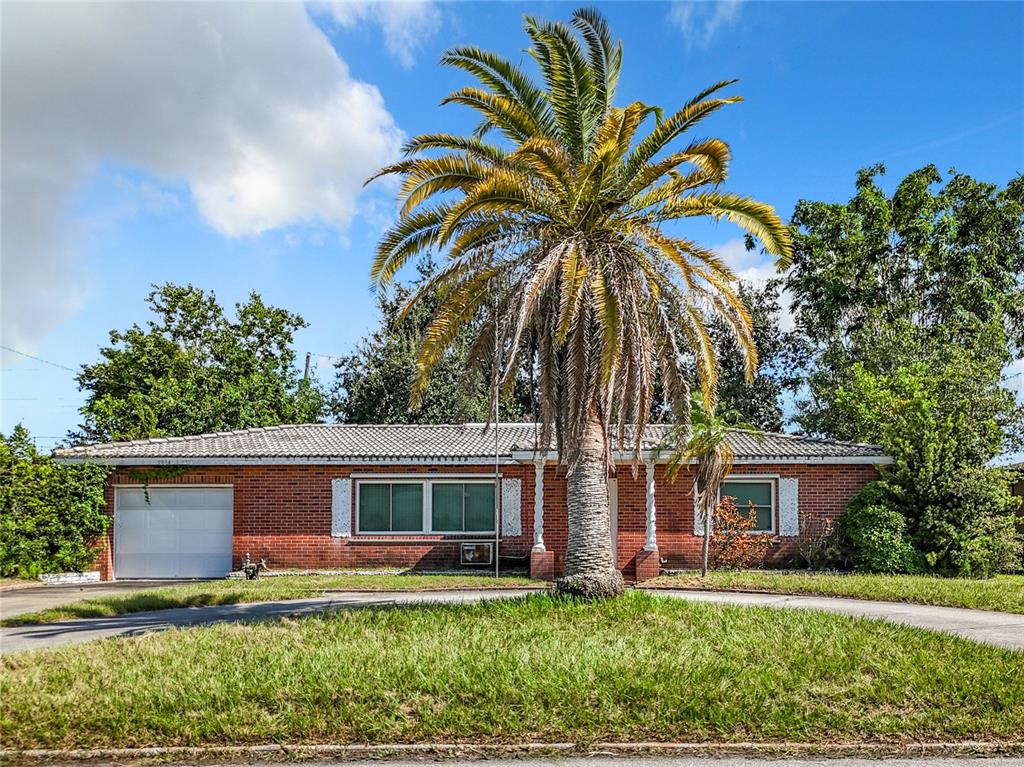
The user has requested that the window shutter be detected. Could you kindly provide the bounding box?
[501,477,522,537]
[693,482,705,536]
[331,478,352,538]
[778,477,799,537]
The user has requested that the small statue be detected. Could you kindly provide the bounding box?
[241,552,269,580]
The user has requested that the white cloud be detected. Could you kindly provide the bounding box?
[715,238,795,331]
[1,2,404,352]
[318,1,442,69]
[668,0,744,49]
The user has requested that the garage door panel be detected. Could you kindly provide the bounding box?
[115,487,233,579]
[179,533,231,555]
[116,489,150,511]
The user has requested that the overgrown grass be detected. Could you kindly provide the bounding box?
[1,573,539,626]
[646,571,1024,614]
[2,592,1021,749]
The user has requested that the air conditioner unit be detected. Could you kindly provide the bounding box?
[460,542,494,566]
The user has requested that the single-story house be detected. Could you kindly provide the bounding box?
[53,423,890,582]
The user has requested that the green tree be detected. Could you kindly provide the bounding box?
[788,165,1023,444]
[0,425,109,577]
[368,9,791,596]
[707,278,807,432]
[835,361,1021,577]
[331,259,532,423]
[787,165,1024,576]
[74,283,324,443]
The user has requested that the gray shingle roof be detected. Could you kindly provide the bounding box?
[53,423,886,463]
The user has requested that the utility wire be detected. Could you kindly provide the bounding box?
[0,345,78,373]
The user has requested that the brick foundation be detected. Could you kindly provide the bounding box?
[634,547,661,582]
[529,547,555,580]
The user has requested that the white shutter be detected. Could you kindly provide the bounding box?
[501,477,522,537]
[778,477,799,537]
[331,478,352,538]
[693,481,705,536]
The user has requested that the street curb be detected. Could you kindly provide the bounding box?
[3,740,1022,764]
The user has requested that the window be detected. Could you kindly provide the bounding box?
[432,482,494,533]
[356,479,495,534]
[358,483,423,532]
[720,480,774,532]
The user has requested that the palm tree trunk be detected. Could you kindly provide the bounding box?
[555,410,625,598]
[701,493,712,577]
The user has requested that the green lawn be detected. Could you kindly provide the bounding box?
[646,571,1024,614]
[0,573,539,626]
[2,592,1021,750]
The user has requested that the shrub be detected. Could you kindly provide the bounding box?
[840,482,921,574]
[794,517,848,570]
[910,465,1021,578]
[0,426,109,577]
[709,495,776,569]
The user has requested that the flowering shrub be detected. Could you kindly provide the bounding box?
[710,495,776,569]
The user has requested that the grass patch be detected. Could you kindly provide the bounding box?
[0,578,36,590]
[1,591,1021,749]
[646,571,1024,614]
[1,573,539,626]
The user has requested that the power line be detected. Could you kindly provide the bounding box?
[0,345,78,373]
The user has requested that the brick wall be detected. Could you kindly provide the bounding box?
[96,460,879,580]
[527,461,879,576]
[98,464,532,579]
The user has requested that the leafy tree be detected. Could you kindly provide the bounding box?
[74,283,324,443]
[0,425,109,577]
[835,361,1021,577]
[368,9,791,597]
[708,278,807,431]
[788,165,1023,444]
[330,259,532,423]
[787,165,1023,577]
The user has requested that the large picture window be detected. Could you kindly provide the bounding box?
[719,479,774,533]
[356,479,496,534]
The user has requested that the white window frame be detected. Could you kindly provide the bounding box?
[355,477,497,535]
[718,476,776,534]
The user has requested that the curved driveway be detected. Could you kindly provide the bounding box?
[1,587,1022,653]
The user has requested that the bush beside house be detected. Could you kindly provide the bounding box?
[0,426,109,577]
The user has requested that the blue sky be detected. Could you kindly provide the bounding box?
[2,1,1022,452]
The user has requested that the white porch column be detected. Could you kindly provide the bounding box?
[644,461,658,551]
[532,458,546,552]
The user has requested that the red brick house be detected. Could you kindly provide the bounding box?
[54,424,889,582]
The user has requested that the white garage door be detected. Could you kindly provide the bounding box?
[115,487,233,579]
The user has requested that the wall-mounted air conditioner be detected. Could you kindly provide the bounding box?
[460,542,494,566]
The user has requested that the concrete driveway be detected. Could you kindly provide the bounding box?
[0,580,200,619]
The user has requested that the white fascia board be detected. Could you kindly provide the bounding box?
[54,456,521,467]
[511,450,891,466]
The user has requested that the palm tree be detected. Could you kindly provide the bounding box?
[368,8,792,597]
[667,397,757,577]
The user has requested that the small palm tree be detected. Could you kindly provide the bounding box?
[369,8,792,597]
[667,397,758,577]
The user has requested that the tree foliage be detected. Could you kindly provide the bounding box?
[0,425,109,577]
[787,165,1023,576]
[788,164,1023,445]
[74,283,324,443]
[835,362,1021,577]
[330,259,532,424]
[707,278,807,431]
